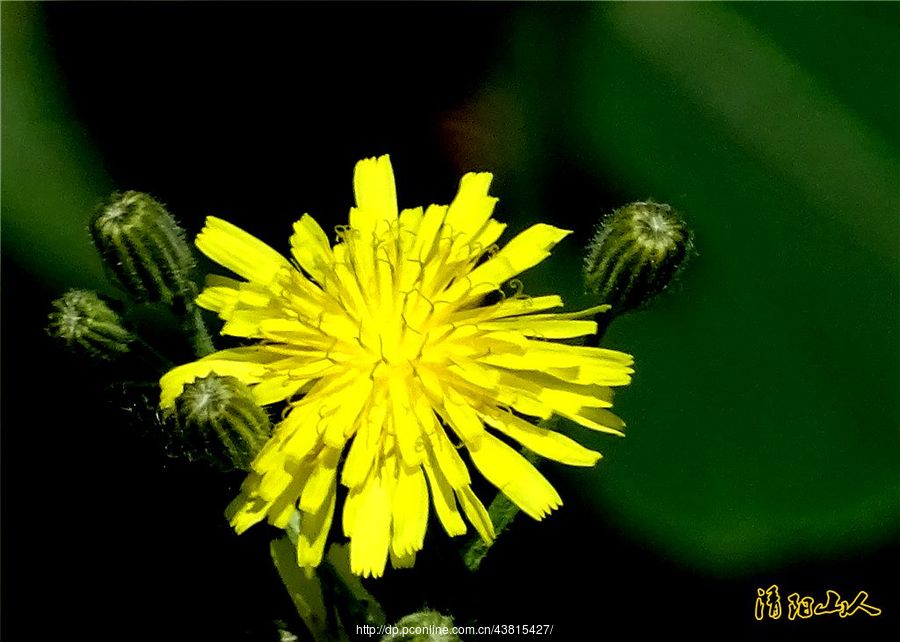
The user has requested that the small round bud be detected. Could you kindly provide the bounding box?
[380,610,461,642]
[174,373,271,470]
[47,289,133,360]
[91,191,196,306]
[584,200,691,314]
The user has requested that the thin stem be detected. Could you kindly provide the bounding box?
[463,492,520,572]
[462,449,541,572]
[181,283,215,357]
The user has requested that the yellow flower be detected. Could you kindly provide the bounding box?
[160,156,634,577]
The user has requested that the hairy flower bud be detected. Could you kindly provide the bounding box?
[91,191,197,306]
[173,373,271,470]
[584,200,691,314]
[47,289,133,360]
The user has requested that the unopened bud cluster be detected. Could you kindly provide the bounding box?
[47,289,133,360]
[584,200,691,314]
[174,373,271,470]
[91,191,197,306]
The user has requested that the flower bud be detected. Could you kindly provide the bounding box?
[584,200,691,314]
[90,191,197,306]
[47,289,133,360]
[173,373,271,470]
[381,610,461,642]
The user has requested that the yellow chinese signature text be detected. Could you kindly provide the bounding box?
[755,585,881,621]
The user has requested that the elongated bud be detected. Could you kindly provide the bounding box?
[584,200,691,314]
[47,289,133,360]
[381,610,461,642]
[91,191,197,306]
[173,373,271,470]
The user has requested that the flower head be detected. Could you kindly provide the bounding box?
[91,191,197,306]
[160,156,633,577]
[584,200,691,314]
[173,373,272,471]
[48,289,133,359]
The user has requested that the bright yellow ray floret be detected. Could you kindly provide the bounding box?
[160,155,634,578]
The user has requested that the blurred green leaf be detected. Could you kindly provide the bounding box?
[1,3,111,290]
[497,3,899,574]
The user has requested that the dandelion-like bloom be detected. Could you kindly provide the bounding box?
[160,156,634,577]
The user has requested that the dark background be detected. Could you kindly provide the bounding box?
[3,3,898,639]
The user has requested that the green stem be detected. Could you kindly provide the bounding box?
[463,449,541,572]
[270,537,330,642]
[182,285,214,357]
[463,491,521,572]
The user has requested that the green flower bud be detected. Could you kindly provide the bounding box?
[380,610,461,642]
[173,373,271,470]
[90,191,197,306]
[47,289,133,360]
[584,200,692,314]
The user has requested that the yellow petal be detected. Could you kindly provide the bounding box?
[229,494,269,534]
[195,216,290,284]
[410,204,448,264]
[482,411,601,466]
[299,447,341,513]
[422,458,467,537]
[342,485,362,537]
[251,376,307,406]
[398,207,424,254]
[290,214,334,285]
[468,432,562,520]
[257,462,299,502]
[389,376,424,466]
[390,464,429,556]
[425,423,471,489]
[444,172,498,260]
[441,224,571,305]
[297,479,337,568]
[477,318,598,339]
[495,369,614,413]
[196,285,239,316]
[456,485,495,543]
[351,155,398,238]
[559,406,627,437]
[440,388,486,448]
[450,295,563,323]
[349,473,392,578]
[479,342,634,387]
[321,377,373,448]
[269,499,299,530]
[221,308,278,338]
[469,219,506,259]
[341,397,387,489]
[267,459,316,528]
[266,405,324,467]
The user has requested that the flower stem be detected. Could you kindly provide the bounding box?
[463,491,520,572]
[463,449,541,572]
[181,284,214,357]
